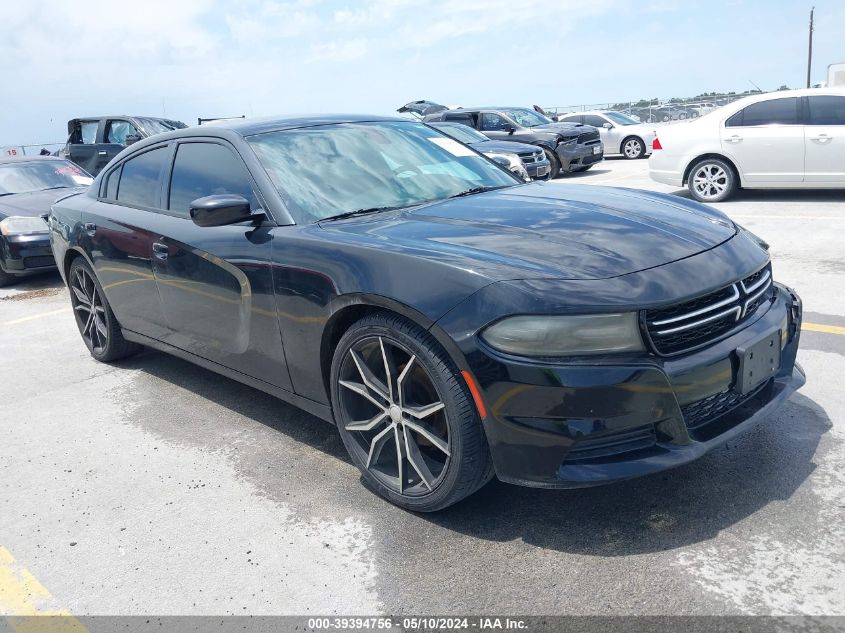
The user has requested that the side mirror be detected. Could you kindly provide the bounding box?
[504,124,516,134]
[190,194,255,227]
[602,122,613,129]
[125,134,142,145]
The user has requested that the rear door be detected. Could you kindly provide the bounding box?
[804,94,845,183]
[87,144,171,340]
[148,139,291,389]
[720,97,804,184]
[66,119,102,175]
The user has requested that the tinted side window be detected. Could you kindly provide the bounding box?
[583,115,606,127]
[103,165,121,200]
[167,143,257,217]
[443,113,475,126]
[481,113,509,131]
[728,98,799,126]
[807,96,845,125]
[116,147,168,208]
[559,115,583,124]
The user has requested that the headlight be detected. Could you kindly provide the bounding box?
[481,313,644,356]
[0,216,49,236]
[485,152,530,181]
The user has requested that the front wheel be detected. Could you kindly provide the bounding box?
[543,149,561,179]
[0,268,16,287]
[331,312,493,511]
[687,158,737,203]
[622,136,645,159]
[68,258,141,362]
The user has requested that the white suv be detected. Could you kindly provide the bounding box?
[649,88,845,202]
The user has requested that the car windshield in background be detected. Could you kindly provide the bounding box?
[432,123,489,145]
[0,161,92,195]
[134,118,187,136]
[605,111,640,125]
[501,109,553,127]
[247,121,519,223]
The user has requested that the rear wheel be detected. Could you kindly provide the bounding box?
[687,157,737,203]
[621,136,645,159]
[543,149,561,179]
[331,312,492,511]
[68,258,140,362]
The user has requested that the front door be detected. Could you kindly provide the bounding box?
[148,140,291,390]
[804,95,845,184]
[720,96,804,184]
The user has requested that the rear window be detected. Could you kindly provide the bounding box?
[807,96,845,125]
[116,147,168,208]
[726,98,799,126]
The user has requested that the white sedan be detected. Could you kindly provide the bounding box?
[649,88,845,202]
[557,111,655,159]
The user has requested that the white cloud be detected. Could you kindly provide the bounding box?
[308,38,368,62]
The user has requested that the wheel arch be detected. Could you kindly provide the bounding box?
[319,294,472,411]
[620,135,645,155]
[62,247,94,283]
[683,153,742,186]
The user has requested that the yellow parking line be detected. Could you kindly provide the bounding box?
[803,322,845,336]
[0,309,69,327]
[0,546,87,631]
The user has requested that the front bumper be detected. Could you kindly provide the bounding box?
[526,160,551,180]
[469,283,803,488]
[557,142,604,172]
[0,233,56,276]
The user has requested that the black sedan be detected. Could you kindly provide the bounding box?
[0,156,92,286]
[428,121,551,180]
[48,115,804,511]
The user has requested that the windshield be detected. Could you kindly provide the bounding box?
[501,108,552,127]
[134,117,187,136]
[430,123,488,144]
[0,160,92,195]
[604,111,639,126]
[248,121,518,223]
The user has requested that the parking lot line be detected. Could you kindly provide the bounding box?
[803,322,845,336]
[0,308,69,327]
[0,546,87,631]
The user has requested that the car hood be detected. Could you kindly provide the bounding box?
[530,122,591,136]
[0,188,86,219]
[472,139,542,154]
[319,183,737,281]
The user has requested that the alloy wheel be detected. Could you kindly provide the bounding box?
[337,336,450,496]
[691,163,729,200]
[623,138,643,159]
[70,265,108,354]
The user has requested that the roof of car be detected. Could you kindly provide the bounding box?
[207,114,409,136]
[0,155,65,166]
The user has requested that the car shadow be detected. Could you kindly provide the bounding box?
[419,392,830,555]
[113,349,829,556]
[559,168,613,180]
[0,271,65,299]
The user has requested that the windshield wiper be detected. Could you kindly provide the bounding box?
[448,185,509,199]
[41,186,72,191]
[319,206,399,222]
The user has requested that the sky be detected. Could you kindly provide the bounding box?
[1,0,843,146]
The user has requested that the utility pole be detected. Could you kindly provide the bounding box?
[806,7,815,88]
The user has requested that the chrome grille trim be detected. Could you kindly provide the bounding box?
[741,268,771,294]
[650,285,740,327]
[653,306,742,336]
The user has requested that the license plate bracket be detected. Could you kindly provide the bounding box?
[735,330,781,394]
[592,146,602,155]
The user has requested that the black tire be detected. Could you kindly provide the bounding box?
[686,157,737,203]
[331,312,493,512]
[543,149,561,179]
[0,268,17,287]
[621,136,646,160]
[68,257,141,362]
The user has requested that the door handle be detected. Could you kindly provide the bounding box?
[84,222,96,236]
[809,134,832,142]
[152,242,168,260]
[97,151,108,156]
[724,135,742,143]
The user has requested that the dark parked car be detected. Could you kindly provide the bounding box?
[429,121,551,180]
[60,116,187,176]
[49,115,804,511]
[401,102,603,178]
[0,156,92,286]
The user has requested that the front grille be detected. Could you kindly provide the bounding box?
[564,424,656,462]
[22,256,55,269]
[518,150,545,164]
[644,265,774,356]
[577,131,600,144]
[681,380,771,429]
